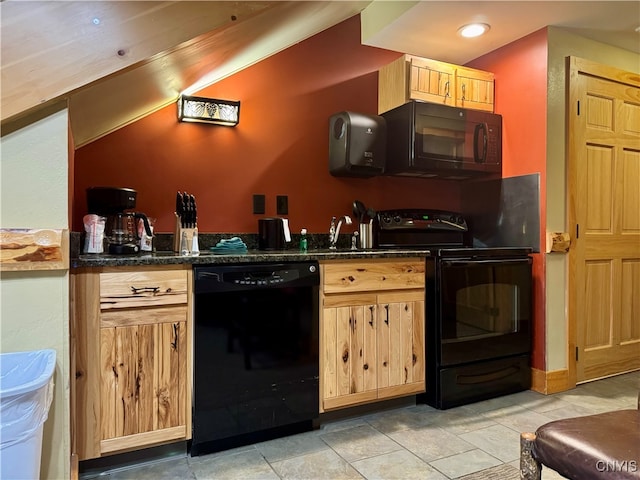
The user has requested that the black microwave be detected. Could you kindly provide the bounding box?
[382,101,502,180]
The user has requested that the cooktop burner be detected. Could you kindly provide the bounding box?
[374,208,470,249]
[376,209,468,233]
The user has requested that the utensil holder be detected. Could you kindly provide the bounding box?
[359,221,373,249]
[173,214,197,254]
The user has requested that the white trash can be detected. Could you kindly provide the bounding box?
[0,349,56,480]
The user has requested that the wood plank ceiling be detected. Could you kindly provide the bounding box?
[1,1,370,147]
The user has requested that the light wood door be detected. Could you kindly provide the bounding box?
[568,57,640,383]
[377,294,425,399]
[410,57,455,106]
[321,298,378,411]
[320,291,426,410]
[99,315,188,454]
[455,66,494,112]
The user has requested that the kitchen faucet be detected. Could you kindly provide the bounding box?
[329,215,352,249]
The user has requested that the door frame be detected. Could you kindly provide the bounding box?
[566,56,640,387]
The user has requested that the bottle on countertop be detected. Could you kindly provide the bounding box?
[299,228,308,252]
[191,228,200,256]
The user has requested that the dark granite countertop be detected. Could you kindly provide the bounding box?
[71,248,431,268]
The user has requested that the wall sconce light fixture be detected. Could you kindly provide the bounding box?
[177,95,240,126]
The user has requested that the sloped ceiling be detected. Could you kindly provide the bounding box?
[2,1,637,147]
[1,1,370,146]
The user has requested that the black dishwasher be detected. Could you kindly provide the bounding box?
[191,261,320,456]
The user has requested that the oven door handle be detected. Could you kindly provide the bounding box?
[442,258,532,267]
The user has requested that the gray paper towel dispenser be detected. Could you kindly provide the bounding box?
[329,111,386,178]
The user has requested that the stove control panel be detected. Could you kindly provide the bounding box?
[376,209,468,232]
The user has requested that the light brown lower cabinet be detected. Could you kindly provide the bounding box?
[320,259,426,411]
[71,266,192,460]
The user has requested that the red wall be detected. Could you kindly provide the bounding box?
[468,28,548,370]
[73,15,461,234]
[74,16,551,370]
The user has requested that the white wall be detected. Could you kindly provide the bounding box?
[1,107,70,480]
[545,28,640,371]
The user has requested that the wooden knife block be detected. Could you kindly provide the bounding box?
[173,214,197,254]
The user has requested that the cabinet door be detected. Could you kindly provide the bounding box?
[455,66,494,112]
[378,55,410,114]
[377,292,425,399]
[410,57,455,106]
[321,294,378,411]
[99,310,188,454]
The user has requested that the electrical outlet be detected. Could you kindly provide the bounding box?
[253,194,265,214]
[276,195,288,215]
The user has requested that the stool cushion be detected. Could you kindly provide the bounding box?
[533,409,640,479]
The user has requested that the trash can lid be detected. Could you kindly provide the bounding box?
[0,349,56,398]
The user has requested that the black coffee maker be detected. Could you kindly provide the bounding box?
[87,187,152,254]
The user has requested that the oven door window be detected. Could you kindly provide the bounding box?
[454,282,519,339]
[439,258,532,365]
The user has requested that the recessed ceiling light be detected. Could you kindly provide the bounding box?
[458,23,490,38]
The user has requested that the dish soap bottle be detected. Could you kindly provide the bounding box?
[299,228,308,252]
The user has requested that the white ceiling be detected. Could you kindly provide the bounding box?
[361,1,640,65]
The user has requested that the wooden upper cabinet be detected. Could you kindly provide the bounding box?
[455,66,495,111]
[378,54,495,114]
[410,57,456,107]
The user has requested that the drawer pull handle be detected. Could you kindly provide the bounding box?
[369,306,375,326]
[384,305,389,325]
[130,286,160,294]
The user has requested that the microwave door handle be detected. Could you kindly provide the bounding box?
[473,123,488,163]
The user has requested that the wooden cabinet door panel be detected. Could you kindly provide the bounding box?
[101,326,140,440]
[138,324,155,434]
[412,300,425,388]
[455,67,494,112]
[377,296,425,399]
[322,303,378,410]
[410,57,455,106]
[100,321,186,441]
[157,321,185,430]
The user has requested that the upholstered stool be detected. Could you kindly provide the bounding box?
[520,393,640,479]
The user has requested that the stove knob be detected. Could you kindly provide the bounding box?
[393,216,402,224]
[382,215,392,224]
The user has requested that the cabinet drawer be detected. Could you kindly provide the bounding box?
[100,267,188,309]
[322,259,425,294]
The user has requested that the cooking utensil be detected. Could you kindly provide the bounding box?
[353,200,367,223]
[176,192,182,215]
[190,194,197,227]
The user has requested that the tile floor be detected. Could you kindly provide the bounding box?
[84,371,639,480]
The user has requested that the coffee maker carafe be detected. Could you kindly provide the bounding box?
[87,187,152,254]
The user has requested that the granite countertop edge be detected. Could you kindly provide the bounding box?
[71,249,432,268]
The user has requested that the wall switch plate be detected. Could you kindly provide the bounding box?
[276,195,288,215]
[253,194,266,214]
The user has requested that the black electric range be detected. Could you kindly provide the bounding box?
[373,209,533,409]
